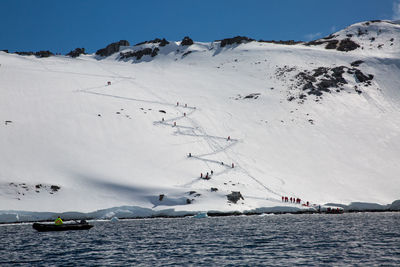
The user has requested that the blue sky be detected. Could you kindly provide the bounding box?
[1,0,399,53]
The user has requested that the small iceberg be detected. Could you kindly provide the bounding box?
[193,212,208,218]
[110,216,120,222]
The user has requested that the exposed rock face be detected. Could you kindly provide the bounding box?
[350,60,364,67]
[325,40,339,49]
[1,49,8,53]
[66,48,85,58]
[226,191,244,203]
[276,61,375,103]
[50,185,60,192]
[181,36,194,46]
[37,51,54,57]
[151,48,159,57]
[219,36,255,47]
[298,67,345,96]
[120,47,159,60]
[306,38,360,52]
[8,182,61,199]
[95,40,130,57]
[244,93,260,99]
[292,65,373,98]
[304,20,399,52]
[135,38,169,47]
[337,38,360,51]
[258,40,302,45]
[233,93,261,100]
[322,34,338,40]
[15,51,54,58]
[354,69,373,83]
[15,51,35,56]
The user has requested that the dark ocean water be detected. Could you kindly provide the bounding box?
[1,212,399,266]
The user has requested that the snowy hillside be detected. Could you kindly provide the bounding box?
[1,20,400,222]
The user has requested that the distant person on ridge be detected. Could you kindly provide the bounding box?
[55,216,63,225]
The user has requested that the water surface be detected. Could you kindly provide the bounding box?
[1,212,399,266]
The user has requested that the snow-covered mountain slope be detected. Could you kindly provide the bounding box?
[305,20,400,55]
[1,20,400,222]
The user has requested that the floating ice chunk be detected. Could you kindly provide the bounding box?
[193,212,208,218]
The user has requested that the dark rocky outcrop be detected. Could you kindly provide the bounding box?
[244,93,260,99]
[159,39,169,47]
[350,60,364,67]
[120,47,159,60]
[135,38,169,47]
[151,47,159,57]
[219,36,255,47]
[50,185,60,192]
[306,37,360,52]
[15,51,35,56]
[313,67,329,77]
[295,65,373,98]
[37,51,54,57]
[331,66,347,84]
[337,38,360,52]
[1,49,8,53]
[15,50,54,58]
[325,40,339,49]
[296,71,316,83]
[308,66,347,95]
[322,34,338,40]
[357,28,368,36]
[306,39,338,50]
[95,40,130,57]
[258,40,302,45]
[354,70,373,83]
[181,36,193,46]
[66,48,85,58]
[227,191,244,204]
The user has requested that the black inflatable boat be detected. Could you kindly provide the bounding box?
[32,222,93,232]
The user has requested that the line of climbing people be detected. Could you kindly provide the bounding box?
[164,100,238,182]
[282,196,310,206]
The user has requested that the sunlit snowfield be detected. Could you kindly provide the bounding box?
[1,20,400,221]
[1,213,399,266]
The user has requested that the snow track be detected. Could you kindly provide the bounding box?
[78,73,280,198]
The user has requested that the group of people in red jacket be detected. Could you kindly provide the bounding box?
[282,196,310,206]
